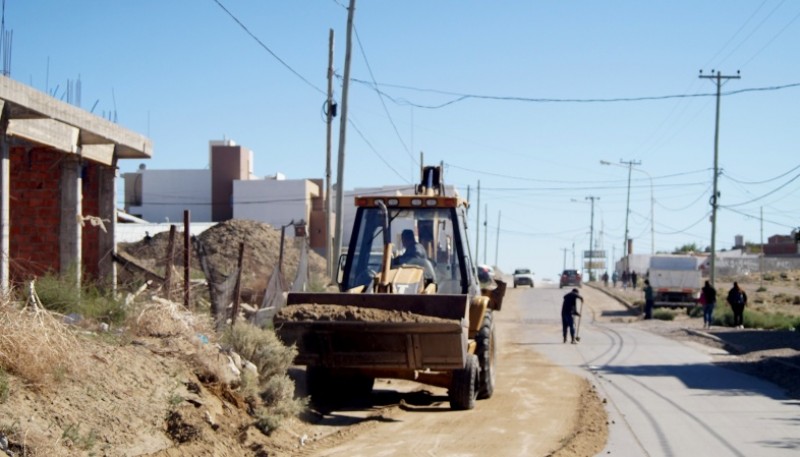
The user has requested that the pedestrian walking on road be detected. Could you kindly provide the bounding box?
[643,279,654,319]
[726,281,748,329]
[602,271,609,287]
[701,280,717,329]
[622,270,629,289]
[561,288,583,344]
[631,271,638,290]
[612,270,618,288]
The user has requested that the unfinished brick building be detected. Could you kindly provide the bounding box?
[0,76,152,295]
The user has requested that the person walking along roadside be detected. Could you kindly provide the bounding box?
[643,279,654,319]
[561,288,583,344]
[727,281,748,329]
[701,280,717,329]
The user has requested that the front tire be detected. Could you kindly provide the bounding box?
[476,311,496,399]
[449,354,478,410]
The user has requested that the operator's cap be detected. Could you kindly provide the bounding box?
[572,288,579,293]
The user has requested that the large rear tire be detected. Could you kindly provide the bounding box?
[476,311,496,399]
[449,354,478,410]
[307,367,374,405]
[306,365,334,404]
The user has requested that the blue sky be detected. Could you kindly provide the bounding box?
[8,1,800,278]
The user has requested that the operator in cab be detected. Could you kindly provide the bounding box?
[392,229,427,267]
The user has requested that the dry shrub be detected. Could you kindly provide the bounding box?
[130,297,214,339]
[0,302,84,387]
[222,323,296,381]
[221,323,305,434]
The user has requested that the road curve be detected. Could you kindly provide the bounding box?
[525,283,799,457]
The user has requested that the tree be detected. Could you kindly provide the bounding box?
[673,243,700,254]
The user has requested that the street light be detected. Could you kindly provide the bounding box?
[600,160,655,273]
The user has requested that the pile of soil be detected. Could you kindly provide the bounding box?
[274,304,454,324]
[119,219,329,296]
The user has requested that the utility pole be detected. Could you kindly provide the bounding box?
[494,210,501,268]
[586,196,599,281]
[325,28,335,281]
[332,0,356,274]
[760,206,764,289]
[562,247,568,272]
[572,242,575,269]
[699,69,740,287]
[620,159,641,275]
[475,180,481,263]
[483,204,488,265]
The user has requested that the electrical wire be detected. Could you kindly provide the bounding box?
[447,162,710,185]
[343,75,800,110]
[353,25,415,166]
[721,205,797,229]
[740,4,800,69]
[720,162,800,185]
[654,184,712,212]
[346,118,411,184]
[718,0,787,68]
[721,172,800,208]
[212,0,325,95]
[654,211,711,236]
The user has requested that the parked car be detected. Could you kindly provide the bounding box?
[512,268,534,288]
[560,269,582,288]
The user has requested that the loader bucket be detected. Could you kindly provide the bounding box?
[275,293,469,371]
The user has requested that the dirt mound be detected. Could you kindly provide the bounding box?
[119,219,329,295]
[275,304,455,323]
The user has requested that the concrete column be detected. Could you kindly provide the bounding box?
[60,154,82,286]
[97,158,117,289]
[0,128,8,297]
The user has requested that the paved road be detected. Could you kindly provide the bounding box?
[513,282,799,456]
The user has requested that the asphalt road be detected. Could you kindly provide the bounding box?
[517,282,799,457]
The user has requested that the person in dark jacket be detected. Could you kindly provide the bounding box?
[701,280,717,329]
[643,279,654,319]
[561,288,583,344]
[726,281,748,329]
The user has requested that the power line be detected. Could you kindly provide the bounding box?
[353,25,415,166]
[722,205,796,229]
[343,75,800,109]
[720,162,800,185]
[347,118,411,184]
[654,211,711,236]
[212,0,325,95]
[740,3,800,69]
[446,161,710,185]
[717,0,787,68]
[721,171,800,208]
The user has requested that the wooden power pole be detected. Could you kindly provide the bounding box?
[699,69,740,287]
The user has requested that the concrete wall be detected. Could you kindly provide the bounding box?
[125,169,212,222]
[116,222,216,244]
[233,178,319,235]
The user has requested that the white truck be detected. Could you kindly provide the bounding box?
[648,255,701,310]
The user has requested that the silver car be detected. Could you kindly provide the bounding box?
[513,268,534,288]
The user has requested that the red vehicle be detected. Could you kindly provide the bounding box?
[560,269,582,288]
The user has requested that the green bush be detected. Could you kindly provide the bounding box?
[653,309,675,321]
[712,307,800,330]
[688,305,703,318]
[32,271,126,325]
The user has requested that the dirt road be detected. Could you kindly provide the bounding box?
[284,286,608,457]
